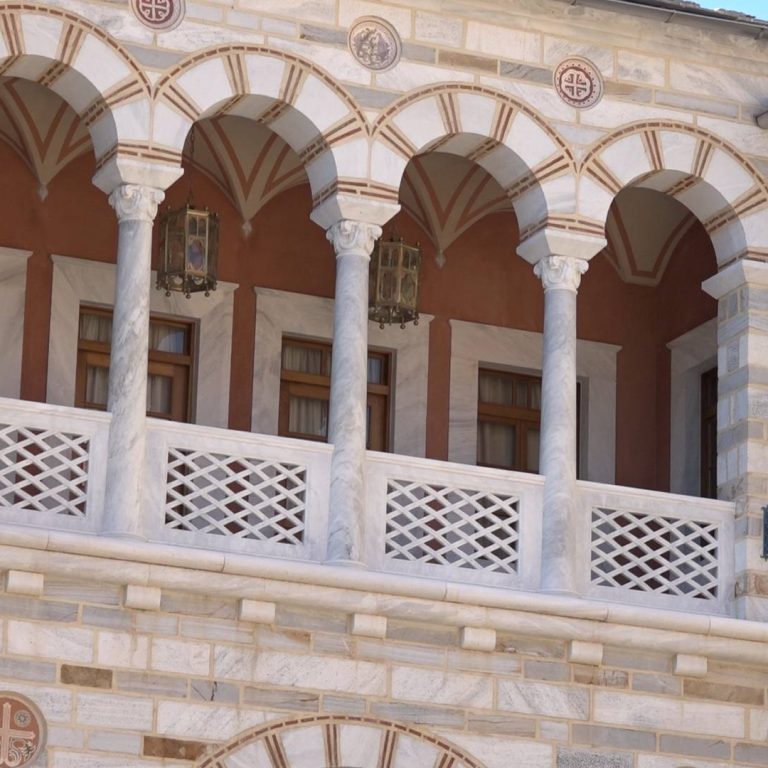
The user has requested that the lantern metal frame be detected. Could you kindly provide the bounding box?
[156,123,219,299]
[368,235,421,329]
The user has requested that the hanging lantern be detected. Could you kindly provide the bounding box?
[156,204,219,297]
[156,123,219,298]
[369,235,421,329]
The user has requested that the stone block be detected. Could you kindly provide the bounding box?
[467,714,536,737]
[116,671,188,698]
[370,702,465,728]
[191,680,239,704]
[276,606,347,634]
[124,585,161,611]
[683,678,764,705]
[238,599,276,625]
[569,641,603,666]
[152,638,210,677]
[321,694,367,715]
[253,651,386,695]
[525,661,570,682]
[60,664,113,689]
[557,747,632,768]
[181,616,253,644]
[88,729,142,754]
[391,666,493,709]
[735,742,768,764]
[96,631,149,670]
[573,667,628,688]
[7,619,93,663]
[674,654,708,677]
[447,649,520,675]
[498,680,589,720]
[0,683,72,723]
[312,633,353,656]
[77,692,154,731]
[214,644,258,682]
[631,672,680,696]
[415,12,463,47]
[540,720,569,741]
[0,656,57,683]
[357,638,444,667]
[82,606,132,631]
[4,570,44,596]
[48,726,86,749]
[143,736,209,761]
[658,734,730,759]
[156,701,267,741]
[460,627,496,652]
[0,594,78,622]
[438,50,497,73]
[572,724,656,751]
[243,685,319,712]
[135,612,178,635]
[387,620,458,647]
[349,613,387,639]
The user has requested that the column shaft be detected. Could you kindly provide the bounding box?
[535,255,587,594]
[326,220,381,565]
[103,184,164,538]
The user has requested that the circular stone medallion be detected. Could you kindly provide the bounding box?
[553,57,603,109]
[348,16,402,72]
[0,693,46,767]
[130,0,185,31]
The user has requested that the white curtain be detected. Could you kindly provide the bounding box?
[477,421,515,467]
[288,396,327,437]
[79,313,112,343]
[147,374,172,415]
[85,366,109,407]
[282,344,326,375]
[149,322,186,354]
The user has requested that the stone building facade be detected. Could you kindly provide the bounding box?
[1,0,768,765]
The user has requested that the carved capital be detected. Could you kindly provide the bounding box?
[108,184,165,223]
[326,220,382,259]
[534,255,589,292]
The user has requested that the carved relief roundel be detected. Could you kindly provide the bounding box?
[554,57,603,109]
[0,693,47,768]
[348,16,402,72]
[130,0,185,31]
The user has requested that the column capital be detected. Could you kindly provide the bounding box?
[326,220,382,259]
[534,254,589,292]
[108,184,165,224]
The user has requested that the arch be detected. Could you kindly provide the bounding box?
[0,4,151,164]
[371,84,578,235]
[579,121,768,265]
[197,714,486,768]
[153,45,369,206]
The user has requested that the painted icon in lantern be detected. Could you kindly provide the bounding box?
[369,236,421,329]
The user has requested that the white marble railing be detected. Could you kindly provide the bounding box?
[578,480,735,615]
[0,398,109,532]
[0,398,737,615]
[364,452,544,589]
[143,419,332,561]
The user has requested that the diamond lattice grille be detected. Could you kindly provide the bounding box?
[385,479,519,574]
[0,424,90,517]
[591,507,719,599]
[165,448,306,544]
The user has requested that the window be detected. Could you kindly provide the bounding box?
[477,369,541,473]
[700,366,717,499]
[75,306,195,422]
[278,337,391,451]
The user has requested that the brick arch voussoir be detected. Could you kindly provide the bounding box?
[196,714,487,768]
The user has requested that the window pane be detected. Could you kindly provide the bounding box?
[283,344,326,376]
[530,381,542,410]
[147,374,172,414]
[478,372,514,406]
[288,396,328,438]
[477,422,516,468]
[368,356,384,384]
[527,428,540,473]
[85,366,109,407]
[79,313,112,343]
[515,381,528,408]
[150,322,187,354]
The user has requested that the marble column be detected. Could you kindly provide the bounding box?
[103,184,164,539]
[326,219,381,565]
[535,254,588,594]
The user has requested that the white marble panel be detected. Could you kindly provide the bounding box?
[449,319,618,483]
[73,34,132,96]
[659,130,698,176]
[330,136,369,179]
[243,55,285,100]
[668,319,717,496]
[703,148,755,205]
[577,176,616,224]
[156,702,267,741]
[392,97,446,153]
[282,724,326,766]
[339,723,382,768]
[0,247,32,398]
[76,692,153,731]
[395,734,440,767]
[675,180,728,223]
[600,133,652,187]
[465,21,540,63]
[378,61,475,92]
[177,58,234,115]
[20,13,63,59]
[224,741,271,768]
[370,141,409,188]
[48,255,236,428]
[457,93,496,138]
[252,287,429,457]
[434,730,553,768]
[294,75,349,133]
[390,666,493,708]
[505,112,557,170]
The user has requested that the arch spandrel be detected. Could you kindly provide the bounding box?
[197,714,486,768]
[0,3,151,162]
[579,121,768,265]
[370,84,578,237]
[153,45,370,206]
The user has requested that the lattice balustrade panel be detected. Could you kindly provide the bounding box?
[591,507,719,599]
[0,424,90,517]
[385,479,519,574]
[165,448,306,545]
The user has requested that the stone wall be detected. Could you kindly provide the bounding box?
[1,568,767,767]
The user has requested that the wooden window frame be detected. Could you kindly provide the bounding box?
[278,337,392,452]
[75,305,196,423]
